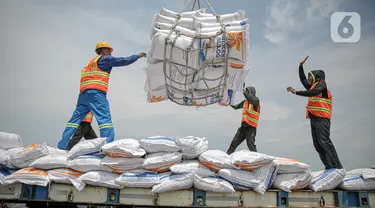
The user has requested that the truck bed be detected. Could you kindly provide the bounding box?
[0,183,374,207]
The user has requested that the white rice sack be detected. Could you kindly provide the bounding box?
[194,19,248,30]
[1,147,23,169]
[230,150,275,171]
[309,168,346,192]
[7,143,49,168]
[345,168,375,180]
[48,168,86,191]
[199,150,237,172]
[142,152,183,172]
[116,171,160,188]
[152,172,194,193]
[273,157,311,174]
[218,169,259,190]
[339,176,375,191]
[67,155,112,173]
[160,7,206,18]
[101,156,144,174]
[139,136,181,153]
[29,154,67,170]
[101,139,146,158]
[193,174,235,193]
[170,160,213,177]
[79,171,121,189]
[68,138,106,159]
[338,168,375,191]
[0,169,11,185]
[175,136,208,159]
[3,167,50,187]
[253,163,278,195]
[0,132,23,150]
[195,10,246,20]
[153,14,194,30]
[47,146,68,155]
[272,171,313,192]
[0,149,6,166]
[149,32,199,69]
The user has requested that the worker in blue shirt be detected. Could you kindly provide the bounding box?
[57,42,146,150]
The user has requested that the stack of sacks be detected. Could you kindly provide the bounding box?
[144,7,250,107]
[271,157,312,192]
[229,150,278,194]
[100,139,146,174]
[339,169,375,191]
[66,138,121,189]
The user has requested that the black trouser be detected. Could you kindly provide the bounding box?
[227,125,257,154]
[67,122,98,150]
[310,116,343,169]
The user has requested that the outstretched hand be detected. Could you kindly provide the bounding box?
[287,86,296,94]
[300,55,309,65]
[138,52,147,58]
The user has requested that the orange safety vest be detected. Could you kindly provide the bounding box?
[82,112,93,123]
[306,81,332,119]
[241,100,260,128]
[80,55,110,93]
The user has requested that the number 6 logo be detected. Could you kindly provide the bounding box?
[331,12,361,43]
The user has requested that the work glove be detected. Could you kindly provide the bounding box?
[287,86,296,94]
[139,52,147,58]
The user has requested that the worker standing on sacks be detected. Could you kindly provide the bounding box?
[287,56,343,169]
[67,112,98,150]
[226,85,260,154]
[58,42,147,150]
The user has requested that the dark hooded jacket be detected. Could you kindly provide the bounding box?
[230,87,259,127]
[296,65,329,98]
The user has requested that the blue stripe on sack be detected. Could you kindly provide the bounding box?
[0,169,11,176]
[85,151,101,156]
[121,172,159,178]
[343,176,362,182]
[266,166,278,190]
[240,20,246,25]
[311,168,336,185]
[144,137,175,142]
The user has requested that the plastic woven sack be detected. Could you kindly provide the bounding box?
[29,154,68,170]
[273,157,311,174]
[151,172,194,193]
[101,139,146,158]
[101,156,144,174]
[193,174,235,193]
[199,150,237,172]
[79,171,121,189]
[68,138,106,160]
[309,168,346,192]
[230,150,274,171]
[218,169,259,190]
[0,132,23,150]
[169,160,213,177]
[115,171,160,188]
[272,171,313,192]
[142,152,182,172]
[3,167,50,187]
[175,136,208,159]
[7,143,49,168]
[139,136,181,153]
[48,168,85,191]
[67,155,112,173]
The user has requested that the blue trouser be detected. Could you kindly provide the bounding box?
[57,89,114,149]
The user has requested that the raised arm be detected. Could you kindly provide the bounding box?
[230,100,245,110]
[299,56,311,90]
[98,52,146,72]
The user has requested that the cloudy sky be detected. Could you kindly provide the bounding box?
[1,0,374,171]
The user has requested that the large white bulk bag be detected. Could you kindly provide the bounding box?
[193,174,235,193]
[145,87,168,103]
[29,154,68,170]
[253,163,278,195]
[0,132,23,150]
[48,169,86,191]
[152,23,197,38]
[151,172,194,193]
[3,167,50,187]
[175,136,208,159]
[101,156,144,174]
[139,136,181,153]
[272,171,313,192]
[309,169,346,192]
[101,139,146,158]
[115,171,160,188]
[149,32,199,69]
[142,152,183,172]
[339,169,375,191]
[273,157,311,174]
[79,171,121,189]
[67,155,112,173]
[218,169,259,190]
[0,169,11,185]
[199,150,237,172]
[7,143,49,168]
[230,150,275,171]
[159,7,206,18]
[169,160,213,177]
[68,138,106,159]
